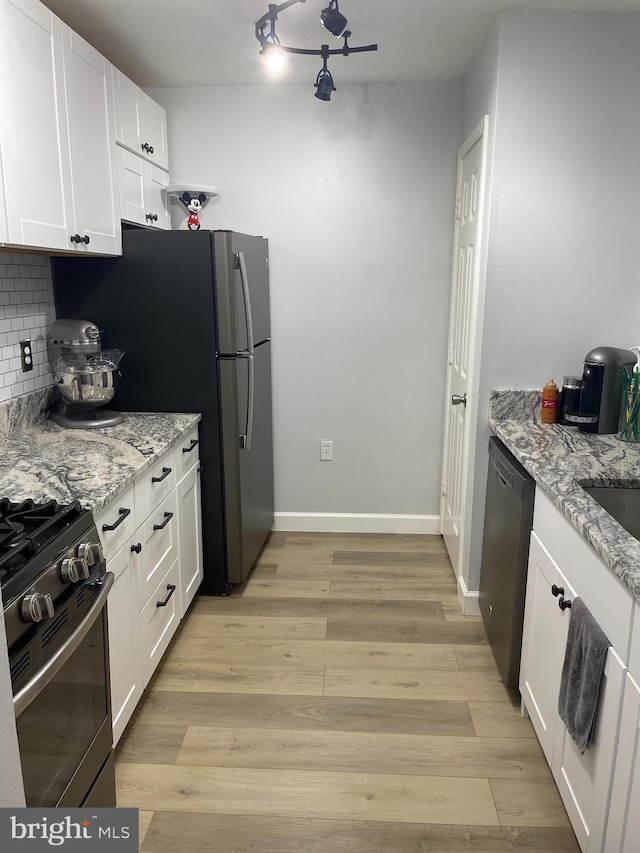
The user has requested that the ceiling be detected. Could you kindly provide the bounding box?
[42,0,640,88]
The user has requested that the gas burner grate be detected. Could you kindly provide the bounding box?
[0,499,85,591]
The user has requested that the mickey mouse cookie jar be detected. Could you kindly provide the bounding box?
[165,184,220,230]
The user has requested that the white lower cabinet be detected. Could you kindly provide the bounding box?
[520,532,576,763]
[552,646,625,853]
[106,536,143,746]
[520,489,635,853]
[605,673,640,852]
[177,460,203,618]
[100,430,202,742]
[140,558,179,687]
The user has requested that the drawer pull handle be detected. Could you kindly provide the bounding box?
[101,507,131,531]
[558,596,572,611]
[183,438,199,453]
[152,467,172,483]
[551,584,564,598]
[153,511,174,531]
[156,584,176,607]
[130,542,142,554]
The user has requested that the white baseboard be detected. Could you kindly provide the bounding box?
[273,513,440,535]
[456,573,480,616]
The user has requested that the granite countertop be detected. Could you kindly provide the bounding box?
[489,390,640,600]
[0,390,201,514]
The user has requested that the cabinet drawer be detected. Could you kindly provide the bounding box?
[95,484,136,560]
[140,558,179,687]
[134,449,176,527]
[134,490,178,608]
[175,426,201,481]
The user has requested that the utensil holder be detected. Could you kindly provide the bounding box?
[618,368,640,442]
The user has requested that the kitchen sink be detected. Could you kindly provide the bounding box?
[584,486,640,541]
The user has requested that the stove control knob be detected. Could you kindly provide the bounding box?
[77,541,104,567]
[22,592,55,623]
[60,556,90,583]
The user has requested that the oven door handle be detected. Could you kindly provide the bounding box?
[13,572,114,717]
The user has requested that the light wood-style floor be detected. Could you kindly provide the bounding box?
[115,532,580,852]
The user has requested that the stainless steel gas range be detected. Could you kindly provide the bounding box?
[1,499,116,807]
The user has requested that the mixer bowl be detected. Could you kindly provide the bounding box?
[55,356,119,408]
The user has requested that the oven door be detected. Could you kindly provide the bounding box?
[12,572,115,808]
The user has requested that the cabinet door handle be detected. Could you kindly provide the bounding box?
[153,511,174,531]
[156,584,176,607]
[70,233,81,243]
[182,438,199,454]
[151,467,172,483]
[130,542,142,554]
[101,507,131,531]
[558,596,572,611]
[142,142,151,153]
[82,234,90,244]
[551,584,564,598]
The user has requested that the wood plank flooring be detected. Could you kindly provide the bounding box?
[115,532,580,852]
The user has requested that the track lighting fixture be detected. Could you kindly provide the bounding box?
[255,0,377,100]
[314,52,336,101]
[320,1,347,37]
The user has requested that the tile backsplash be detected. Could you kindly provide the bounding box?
[0,253,56,403]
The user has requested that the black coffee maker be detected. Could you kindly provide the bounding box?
[568,346,636,434]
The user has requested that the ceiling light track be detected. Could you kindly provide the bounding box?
[255,0,378,101]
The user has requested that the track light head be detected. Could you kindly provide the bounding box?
[321,1,347,37]
[314,67,336,101]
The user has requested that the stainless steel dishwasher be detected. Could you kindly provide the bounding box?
[479,436,535,688]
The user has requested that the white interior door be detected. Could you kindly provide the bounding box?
[440,119,488,580]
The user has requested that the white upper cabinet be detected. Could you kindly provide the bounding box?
[0,0,69,250]
[0,0,120,255]
[117,146,170,229]
[112,67,169,171]
[59,25,120,255]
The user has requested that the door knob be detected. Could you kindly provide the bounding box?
[451,394,467,407]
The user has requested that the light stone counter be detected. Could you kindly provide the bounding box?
[0,388,200,514]
[489,389,640,600]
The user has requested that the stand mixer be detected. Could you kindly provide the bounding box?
[49,319,125,429]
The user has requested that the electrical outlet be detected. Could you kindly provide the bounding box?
[320,440,333,461]
[20,340,33,372]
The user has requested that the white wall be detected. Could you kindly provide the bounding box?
[0,253,55,403]
[465,11,640,589]
[150,82,463,527]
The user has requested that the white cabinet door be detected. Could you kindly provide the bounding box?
[144,161,170,229]
[112,66,169,171]
[604,673,640,853]
[59,24,120,254]
[177,462,203,618]
[139,92,169,171]
[0,0,69,250]
[107,538,143,746]
[553,647,625,853]
[117,146,146,227]
[520,531,577,763]
[112,66,140,153]
[117,148,170,229]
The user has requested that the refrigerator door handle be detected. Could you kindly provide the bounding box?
[240,353,255,451]
[235,251,255,356]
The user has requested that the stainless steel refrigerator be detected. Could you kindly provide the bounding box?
[52,229,274,595]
